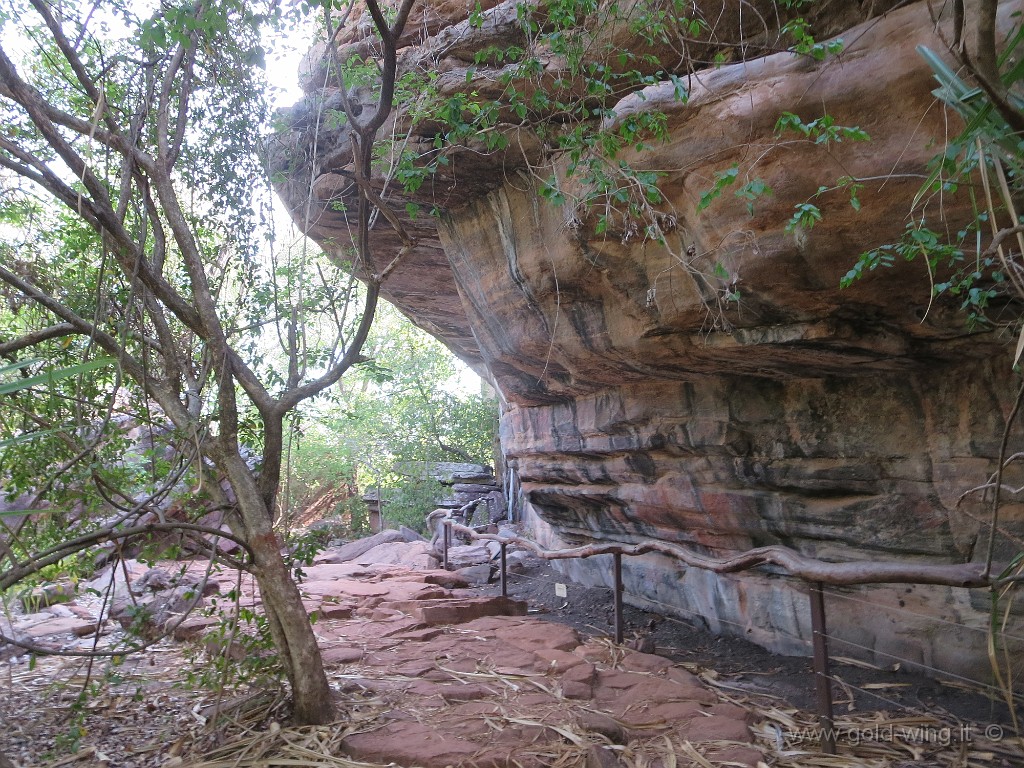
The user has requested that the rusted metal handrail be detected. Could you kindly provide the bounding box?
[438,520,989,588]
[437,517,1002,755]
[810,583,836,755]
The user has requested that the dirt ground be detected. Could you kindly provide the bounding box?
[3,545,1021,768]
[479,553,1019,730]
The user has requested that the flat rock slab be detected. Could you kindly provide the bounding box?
[302,578,447,604]
[301,579,392,598]
[316,530,406,564]
[321,646,364,664]
[172,616,221,641]
[301,563,379,581]
[341,721,487,767]
[299,564,762,768]
[356,540,439,569]
[383,596,527,625]
[0,551,762,767]
[17,616,97,639]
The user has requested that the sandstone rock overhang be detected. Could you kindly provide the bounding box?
[271,0,1024,681]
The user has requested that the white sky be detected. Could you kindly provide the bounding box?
[263,21,313,110]
[259,19,484,398]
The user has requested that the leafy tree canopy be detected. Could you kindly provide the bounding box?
[0,0,420,725]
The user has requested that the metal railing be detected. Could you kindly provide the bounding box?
[439,517,1020,755]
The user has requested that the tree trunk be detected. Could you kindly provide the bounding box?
[249,530,334,724]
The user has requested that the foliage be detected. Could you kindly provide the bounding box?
[0,0,421,725]
[280,303,498,533]
[841,23,1024,332]
[363,0,850,316]
[184,600,284,693]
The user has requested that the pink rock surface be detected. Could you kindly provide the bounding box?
[300,562,757,766]
[271,0,1024,683]
[18,616,96,639]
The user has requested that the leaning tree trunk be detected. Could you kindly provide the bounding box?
[248,530,334,724]
[221,451,334,724]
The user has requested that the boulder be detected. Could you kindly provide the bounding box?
[14,615,96,640]
[0,631,30,662]
[110,585,204,639]
[453,563,492,586]
[444,544,492,569]
[505,551,531,573]
[414,596,527,625]
[317,529,405,564]
[483,540,502,559]
[19,582,75,611]
[82,559,147,603]
[399,525,427,543]
[356,540,440,570]
[131,567,219,597]
[450,483,498,494]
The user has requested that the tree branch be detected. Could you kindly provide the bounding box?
[352,0,417,135]
[0,521,252,592]
[0,264,201,435]
[446,523,993,589]
[0,48,214,342]
[0,324,77,359]
[27,0,124,138]
[958,0,1024,136]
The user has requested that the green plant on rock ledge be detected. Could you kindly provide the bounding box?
[842,14,1024,343]
[365,0,853,322]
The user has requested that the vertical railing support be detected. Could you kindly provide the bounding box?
[809,582,836,755]
[500,542,508,597]
[442,520,450,571]
[613,552,624,645]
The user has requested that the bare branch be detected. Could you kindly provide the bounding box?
[0,136,106,231]
[275,283,378,414]
[156,19,198,170]
[0,77,147,163]
[0,51,215,343]
[0,521,252,592]
[982,225,1024,260]
[0,46,124,234]
[0,263,201,434]
[957,0,1024,135]
[27,0,124,138]
[352,0,417,135]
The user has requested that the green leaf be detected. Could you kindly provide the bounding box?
[0,428,63,449]
[0,358,42,378]
[667,73,688,103]
[0,509,39,519]
[697,165,739,212]
[0,357,116,396]
[785,202,822,232]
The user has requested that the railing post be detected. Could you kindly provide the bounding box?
[500,541,508,597]
[809,582,836,755]
[442,520,450,571]
[613,552,624,644]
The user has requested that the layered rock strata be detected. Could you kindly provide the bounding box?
[272,0,1024,681]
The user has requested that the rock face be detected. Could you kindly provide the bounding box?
[273,0,1024,681]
